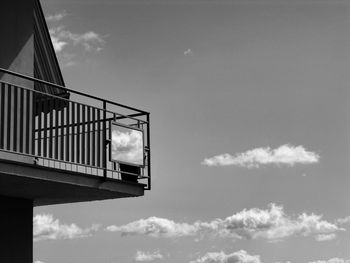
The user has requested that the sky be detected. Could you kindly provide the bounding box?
[34,1,350,262]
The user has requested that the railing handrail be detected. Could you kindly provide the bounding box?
[0,79,148,124]
[0,67,149,115]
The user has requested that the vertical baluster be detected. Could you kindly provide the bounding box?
[37,97,42,156]
[71,102,75,163]
[19,88,24,153]
[92,108,96,166]
[60,101,65,160]
[43,96,48,157]
[76,104,80,163]
[26,90,32,154]
[0,83,5,149]
[66,101,70,162]
[113,113,116,171]
[81,105,86,164]
[87,107,91,165]
[6,85,12,150]
[49,97,53,158]
[102,102,107,178]
[13,86,18,151]
[97,109,101,167]
[55,98,59,159]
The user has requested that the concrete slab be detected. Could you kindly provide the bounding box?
[0,158,145,206]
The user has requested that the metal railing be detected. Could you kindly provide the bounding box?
[0,68,151,190]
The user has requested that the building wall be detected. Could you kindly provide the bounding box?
[0,0,34,88]
[0,196,33,263]
[0,0,35,154]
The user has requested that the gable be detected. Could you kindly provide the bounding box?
[34,0,67,96]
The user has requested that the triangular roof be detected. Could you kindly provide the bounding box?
[33,0,67,96]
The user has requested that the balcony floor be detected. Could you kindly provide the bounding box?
[0,155,144,206]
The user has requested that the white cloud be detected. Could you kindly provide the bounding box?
[111,128,144,166]
[46,10,68,22]
[308,258,350,263]
[106,217,198,238]
[337,216,350,225]
[184,48,193,56]
[33,214,99,242]
[106,204,343,242]
[50,35,67,53]
[47,12,105,67]
[134,251,163,262]
[315,233,337,241]
[34,261,45,263]
[189,250,261,263]
[49,26,105,53]
[202,144,319,168]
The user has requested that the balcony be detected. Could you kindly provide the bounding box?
[0,68,151,205]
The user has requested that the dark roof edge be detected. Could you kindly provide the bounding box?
[35,0,65,87]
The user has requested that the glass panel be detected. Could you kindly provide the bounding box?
[111,122,144,166]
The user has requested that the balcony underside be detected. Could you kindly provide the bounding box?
[0,157,144,206]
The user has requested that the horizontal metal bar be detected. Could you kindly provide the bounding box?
[0,67,149,114]
[0,80,148,124]
[0,148,145,178]
[34,114,148,133]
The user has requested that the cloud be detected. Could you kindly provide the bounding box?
[34,261,45,263]
[189,250,261,263]
[50,35,67,53]
[337,216,350,225]
[106,217,198,238]
[184,49,193,56]
[202,144,319,168]
[189,254,350,263]
[134,251,163,262]
[308,258,350,263]
[47,12,106,66]
[106,204,343,242]
[33,214,99,242]
[49,26,105,53]
[46,10,68,22]
[111,128,144,165]
[315,233,337,241]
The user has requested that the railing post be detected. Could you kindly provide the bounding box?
[146,113,151,190]
[103,101,107,179]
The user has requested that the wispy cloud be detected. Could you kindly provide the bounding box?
[49,26,105,53]
[202,144,319,168]
[106,217,198,238]
[308,258,350,263]
[34,261,45,263]
[46,10,106,66]
[34,214,99,242]
[106,204,343,242]
[337,216,350,225]
[46,10,68,22]
[190,250,261,263]
[184,48,193,56]
[315,233,337,241]
[50,35,67,53]
[134,251,164,262]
